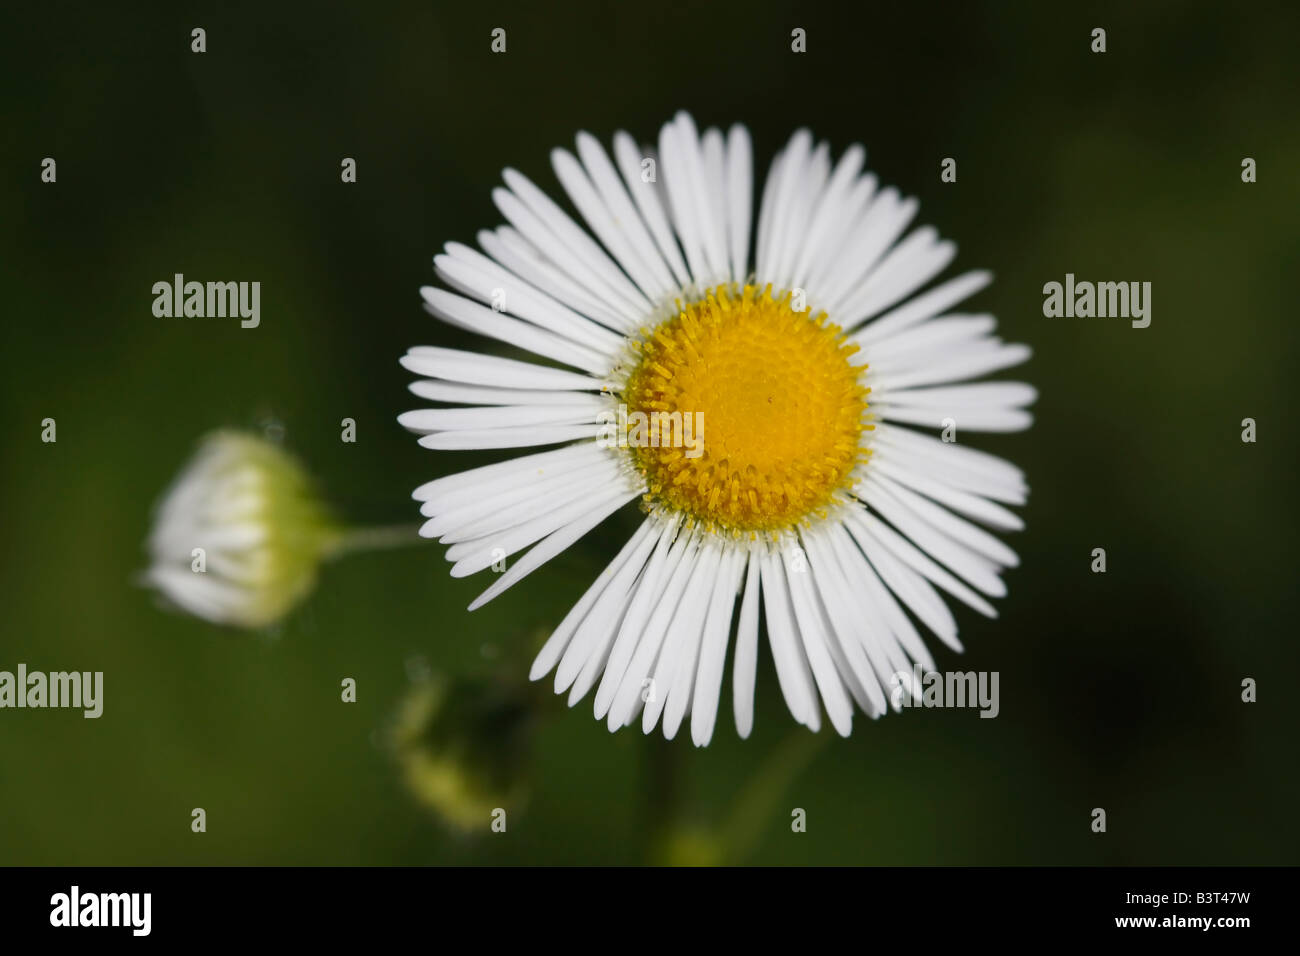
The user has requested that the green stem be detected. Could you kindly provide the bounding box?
[330,523,428,558]
[719,729,829,864]
[642,735,680,863]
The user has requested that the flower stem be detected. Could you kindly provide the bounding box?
[719,729,828,864]
[331,523,428,558]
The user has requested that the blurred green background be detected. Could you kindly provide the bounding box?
[2,0,1297,865]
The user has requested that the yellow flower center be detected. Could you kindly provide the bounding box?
[620,284,870,535]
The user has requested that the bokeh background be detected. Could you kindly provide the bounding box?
[2,0,1297,865]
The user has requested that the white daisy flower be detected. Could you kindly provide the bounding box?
[400,111,1034,745]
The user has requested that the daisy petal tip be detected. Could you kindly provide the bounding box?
[552,669,576,698]
[396,410,427,432]
[460,556,488,580]
[527,660,551,683]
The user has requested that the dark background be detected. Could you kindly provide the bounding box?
[1,0,1296,864]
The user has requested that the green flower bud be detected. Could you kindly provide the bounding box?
[143,430,344,629]
[390,673,537,833]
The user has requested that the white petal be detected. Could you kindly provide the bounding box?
[400,346,605,392]
[466,486,640,610]
[782,545,854,736]
[551,146,672,302]
[492,186,642,329]
[759,550,820,731]
[771,141,829,292]
[731,551,762,738]
[817,188,917,308]
[478,226,628,332]
[856,503,999,622]
[859,479,1009,596]
[803,173,877,297]
[575,131,679,295]
[408,380,606,408]
[842,511,962,651]
[849,270,993,340]
[529,517,658,680]
[802,529,889,714]
[832,227,955,320]
[754,151,783,290]
[865,314,996,360]
[606,533,702,730]
[755,129,813,287]
[398,404,599,433]
[825,520,935,672]
[876,403,1034,433]
[724,124,753,284]
[436,244,624,355]
[554,518,663,696]
[658,117,714,287]
[649,541,722,738]
[501,169,652,317]
[613,131,691,288]
[874,424,1028,500]
[700,126,731,286]
[675,114,726,285]
[421,287,610,375]
[640,541,716,735]
[690,546,746,746]
[436,457,620,544]
[451,482,638,579]
[593,519,687,719]
[868,473,1020,568]
[413,442,604,506]
[422,455,607,535]
[790,143,866,291]
[871,456,1024,532]
[874,382,1038,409]
[417,423,603,451]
